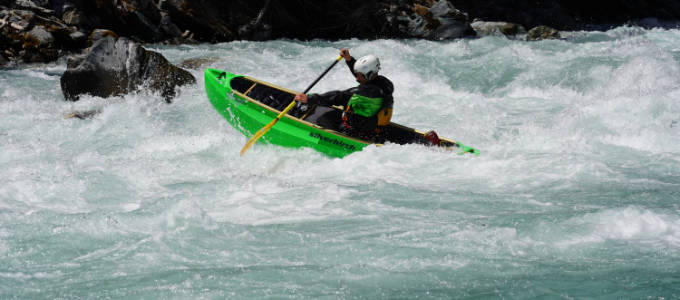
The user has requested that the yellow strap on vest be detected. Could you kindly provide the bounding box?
[376,108,392,126]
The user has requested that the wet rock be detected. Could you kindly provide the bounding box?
[157,0,181,38]
[65,53,84,68]
[407,0,473,40]
[60,36,196,102]
[23,25,53,47]
[14,0,53,15]
[160,0,233,42]
[1,9,64,63]
[238,0,271,41]
[51,0,162,42]
[526,25,561,41]
[88,28,118,46]
[8,9,34,31]
[471,21,526,37]
[179,56,220,70]
[61,8,84,26]
[29,13,86,51]
[6,0,680,67]
[20,25,57,62]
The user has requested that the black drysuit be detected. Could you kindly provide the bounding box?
[306,57,394,140]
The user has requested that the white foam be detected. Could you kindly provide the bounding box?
[593,207,678,241]
[558,207,680,248]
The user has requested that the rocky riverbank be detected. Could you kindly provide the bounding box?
[2,0,680,67]
[2,0,679,102]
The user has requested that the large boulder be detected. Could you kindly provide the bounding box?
[60,36,195,102]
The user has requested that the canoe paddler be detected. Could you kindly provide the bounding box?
[294,49,394,141]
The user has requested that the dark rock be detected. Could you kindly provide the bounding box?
[162,0,234,42]
[61,8,83,26]
[471,21,526,37]
[157,0,181,38]
[407,0,474,40]
[2,49,17,63]
[88,28,118,46]
[526,26,561,41]
[62,29,86,48]
[20,25,57,62]
[0,9,66,63]
[179,56,220,70]
[14,0,53,15]
[23,25,53,47]
[57,0,163,42]
[143,51,196,101]
[19,47,58,63]
[130,9,162,41]
[65,53,84,68]
[60,36,196,102]
[50,0,65,16]
[29,12,85,51]
[6,0,680,67]
[429,0,474,39]
[158,10,181,37]
[8,9,35,31]
[238,0,272,41]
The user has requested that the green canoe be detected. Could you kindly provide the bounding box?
[205,68,479,158]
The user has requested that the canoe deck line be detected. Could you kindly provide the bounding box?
[204,68,479,158]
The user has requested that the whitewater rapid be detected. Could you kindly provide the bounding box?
[1,26,679,298]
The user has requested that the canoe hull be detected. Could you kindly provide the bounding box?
[205,68,368,157]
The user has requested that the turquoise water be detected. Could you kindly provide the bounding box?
[1,27,680,298]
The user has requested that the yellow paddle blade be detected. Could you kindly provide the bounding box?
[240,122,273,156]
[240,100,298,156]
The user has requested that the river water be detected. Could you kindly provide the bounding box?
[1,27,679,298]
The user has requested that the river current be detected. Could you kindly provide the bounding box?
[1,26,680,298]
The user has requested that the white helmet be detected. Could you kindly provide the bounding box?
[354,55,380,79]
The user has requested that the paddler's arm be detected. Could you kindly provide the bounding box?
[294,88,354,107]
[340,49,356,76]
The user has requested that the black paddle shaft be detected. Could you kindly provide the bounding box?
[302,57,341,94]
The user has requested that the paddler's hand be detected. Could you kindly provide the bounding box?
[340,49,351,61]
[294,93,308,103]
